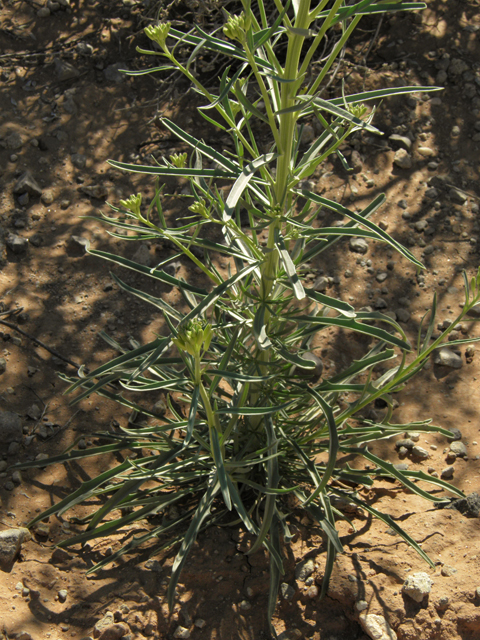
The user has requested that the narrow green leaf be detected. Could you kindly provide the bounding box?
[224,154,277,221]
[215,401,292,416]
[167,480,219,610]
[111,272,183,320]
[108,159,237,179]
[161,117,240,172]
[304,288,355,318]
[186,385,200,445]
[253,304,272,350]
[206,370,277,383]
[274,343,315,369]
[302,388,339,505]
[211,429,232,510]
[234,85,270,124]
[274,228,305,300]
[347,494,434,568]
[289,315,412,351]
[328,85,442,107]
[297,190,424,269]
[267,513,282,626]
[182,261,260,324]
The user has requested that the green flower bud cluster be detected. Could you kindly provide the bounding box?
[170,152,188,168]
[223,12,251,43]
[119,193,142,217]
[348,102,367,119]
[173,319,213,358]
[188,198,210,218]
[144,23,171,52]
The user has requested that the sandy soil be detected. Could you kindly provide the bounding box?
[1,1,480,639]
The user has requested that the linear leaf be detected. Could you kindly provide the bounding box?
[297,190,424,268]
[108,159,237,179]
[224,154,277,221]
[186,385,200,445]
[328,85,442,107]
[167,480,219,610]
[182,261,260,324]
[274,228,305,300]
[289,315,412,351]
[161,117,240,172]
[253,304,272,350]
[211,429,232,510]
[216,401,292,416]
[111,272,183,320]
[304,288,355,318]
[206,369,277,383]
[346,494,434,568]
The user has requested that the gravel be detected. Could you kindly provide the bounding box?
[359,614,397,640]
[349,237,369,254]
[433,347,463,369]
[402,572,433,602]
[0,528,31,572]
[0,411,23,444]
[393,148,412,169]
[280,583,296,601]
[295,558,315,582]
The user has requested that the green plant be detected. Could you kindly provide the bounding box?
[14,0,480,631]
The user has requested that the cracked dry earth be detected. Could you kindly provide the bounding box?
[1,1,480,639]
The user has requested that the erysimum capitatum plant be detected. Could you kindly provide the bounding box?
[14,0,480,631]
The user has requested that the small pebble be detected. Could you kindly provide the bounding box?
[441,466,455,480]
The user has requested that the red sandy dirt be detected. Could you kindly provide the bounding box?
[1,1,480,639]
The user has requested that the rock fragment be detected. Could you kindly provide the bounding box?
[58,588,68,602]
[132,244,152,267]
[280,582,296,601]
[0,528,31,572]
[71,153,87,169]
[449,188,468,205]
[359,614,397,640]
[349,237,368,254]
[389,134,412,151]
[395,308,411,323]
[94,612,114,638]
[173,627,190,639]
[97,624,129,640]
[295,558,315,582]
[441,466,454,480]
[402,572,433,603]
[67,235,89,256]
[79,184,108,199]
[0,411,23,444]
[393,148,412,169]
[450,441,467,458]
[54,58,80,81]
[104,63,128,84]
[447,492,480,518]
[13,171,42,197]
[4,131,24,149]
[433,347,462,369]
[412,445,429,460]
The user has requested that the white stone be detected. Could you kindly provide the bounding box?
[393,148,412,169]
[402,572,433,603]
[359,614,397,640]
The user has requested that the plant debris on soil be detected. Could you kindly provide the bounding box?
[1,2,480,639]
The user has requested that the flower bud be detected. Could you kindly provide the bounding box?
[144,23,171,52]
[119,193,142,217]
[173,319,213,358]
[170,152,188,168]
